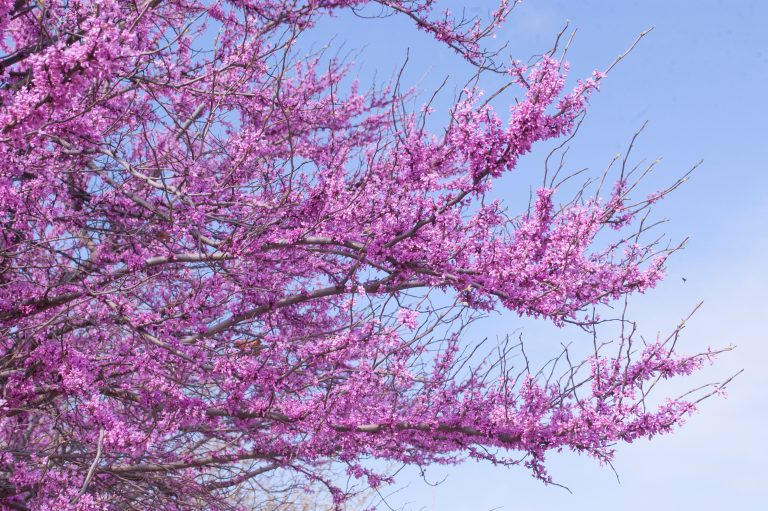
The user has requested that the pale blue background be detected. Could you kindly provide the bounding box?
[306,1,768,509]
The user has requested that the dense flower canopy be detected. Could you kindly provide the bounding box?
[0,1,722,509]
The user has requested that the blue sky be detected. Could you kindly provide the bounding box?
[307,1,768,509]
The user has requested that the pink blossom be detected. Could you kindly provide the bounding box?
[397,308,420,330]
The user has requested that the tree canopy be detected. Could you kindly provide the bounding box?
[0,1,724,509]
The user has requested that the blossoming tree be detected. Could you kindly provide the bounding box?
[0,1,726,509]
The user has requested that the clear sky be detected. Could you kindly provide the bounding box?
[307,1,768,509]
